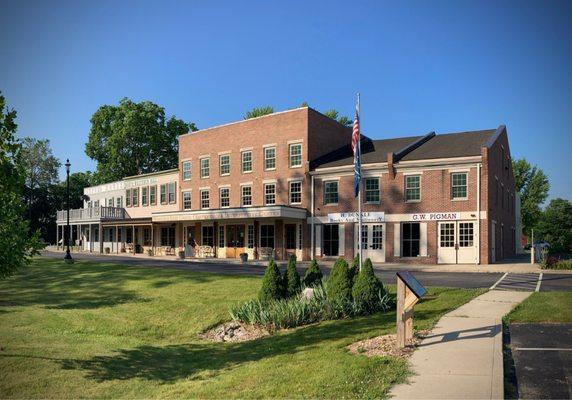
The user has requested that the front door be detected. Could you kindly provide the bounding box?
[354,224,386,262]
[285,224,297,259]
[437,221,476,264]
[226,225,245,258]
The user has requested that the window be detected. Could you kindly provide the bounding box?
[126,228,132,243]
[405,175,421,202]
[365,178,380,203]
[440,223,455,248]
[241,150,252,173]
[289,181,302,204]
[182,161,191,181]
[132,188,139,207]
[247,225,255,249]
[324,181,339,205]
[116,197,122,208]
[298,224,303,250]
[94,200,100,208]
[286,224,297,249]
[168,182,176,204]
[402,222,420,257]
[372,225,383,250]
[200,189,210,209]
[200,157,209,178]
[126,189,132,207]
[241,185,252,206]
[459,222,474,247]
[220,187,230,208]
[219,154,230,176]
[143,227,152,246]
[323,224,339,256]
[289,143,302,167]
[264,183,276,205]
[142,186,148,206]
[160,184,167,204]
[202,226,214,247]
[264,147,276,170]
[360,225,368,250]
[451,172,467,199]
[218,225,225,248]
[183,191,192,210]
[93,226,99,242]
[150,186,156,205]
[260,225,275,248]
[88,201,93,208]
[160,227,176,247]
[106,198,113,207]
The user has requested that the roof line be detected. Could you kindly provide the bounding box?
[178,107,308,138]
[122,168,178,180]
[393,131,436,162]
[484,125,506,148]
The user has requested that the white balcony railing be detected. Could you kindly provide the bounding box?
[56,207,126,223]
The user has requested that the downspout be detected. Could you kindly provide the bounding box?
[311,174,315,260]
[477,163,481,265]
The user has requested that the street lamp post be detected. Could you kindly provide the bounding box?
[64,159,74,263]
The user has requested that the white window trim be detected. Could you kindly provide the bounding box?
[182,190,192,211]
[200,189,210,210]
[241,150,253,174]
[182,161,192,181]
[264,183,276,206]
[451,171,469,201]
[264,146,277,171]
[219,187,230,208]
[200,157,210,179]
[405,174,422,203]
[289,180,303,205]
[219,154,231,176]
[364,177,381,204]
[289,143,303,168]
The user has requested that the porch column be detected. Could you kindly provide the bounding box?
[254,220,260,260]
[132,225,135,254]
[151,224,154,255]
[213,221,218,258]
[116,226,119,253]
[99,224,103,254]
[56,224,59,250]
[77,224,81,251]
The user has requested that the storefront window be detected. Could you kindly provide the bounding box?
[218,226,225,248]
[202,226,214,247]
[160,226,175,247]
[247,225,255,248]
[260,225,274,248]
[143,227,152,246]
[323,224,339,256]
[402,222,420,257]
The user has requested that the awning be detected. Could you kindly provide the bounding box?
[151,205,307,223]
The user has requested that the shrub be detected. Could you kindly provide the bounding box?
[258,259,283,303]
[349,255,360,284]
[284,255,301,297]
[303,259,323,287]
[326,258,352,303]
[352,258,383,312]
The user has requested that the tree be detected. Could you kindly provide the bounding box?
[85,98,196,183]
[352,258,383,312]
[512,158,550,236]
[326,258,352,302]
[244,106,274,120]
[258,259,283,302]
[303,259,323,287]
[536,198,572,253]
[284,255,301,297]
[323,109,352,127]
[0,92,43,279]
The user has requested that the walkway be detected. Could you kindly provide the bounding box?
[390,290,532,399]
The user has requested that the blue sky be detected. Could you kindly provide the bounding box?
[1,0,571,201]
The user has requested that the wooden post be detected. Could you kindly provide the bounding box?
[396,272,426,348]
[396,277,406,348]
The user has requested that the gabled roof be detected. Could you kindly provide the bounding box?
[312,129,496,169]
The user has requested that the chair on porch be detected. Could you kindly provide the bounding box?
[164,246,175,256]
[259,247,275,261]
[197,245,214,258]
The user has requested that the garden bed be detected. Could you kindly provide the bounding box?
[347,330,430,358]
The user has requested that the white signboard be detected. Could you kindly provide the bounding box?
[410,212,461,221]
[328,212,385,223]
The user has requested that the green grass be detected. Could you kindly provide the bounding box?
[0,257,483,399]
[505,292,572,323]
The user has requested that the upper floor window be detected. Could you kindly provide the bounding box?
[168,182,176,204]
[289,181,302,204]
[183,191,192,210]
[132,187,139,207]
[182,161,191,181]
[241,150,252,173]
[94,200,100,208]
[219,154,230,176]
[200,189,210,209]
[451,172,468,200]
[264,147,276,170]
[116,197,122,208]
[405,175,421,202]
[365,178,380,203]
[289,143,302,168]
[160,184,167,204]
[126,189,131,207]
[107,198,114,207]
[241,185,252,206]
[142,186,149,206]
[149,185,156,205]
[324,181,339,205]
[220,187,230,208]
[200,157,209,179]
[264,183,276,205]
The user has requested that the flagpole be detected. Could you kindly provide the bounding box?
[357,93,363,272]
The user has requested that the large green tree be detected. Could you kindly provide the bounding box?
[512,158,550,236]
[85,98,196,183]
[323,109,352,127]
[536,198,572,253]
[244,106,274,119]
[0,92,42,279]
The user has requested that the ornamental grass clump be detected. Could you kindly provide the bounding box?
[284,255,301,297]
[303,259,323,287]
[258,259,283,303]
[352,258,383,312]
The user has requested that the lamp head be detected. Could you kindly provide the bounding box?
[65,159,71,173]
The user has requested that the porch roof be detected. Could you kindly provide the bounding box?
[151,205,307,223]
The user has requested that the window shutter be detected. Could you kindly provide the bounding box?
[420,223,428,256]
[338,224,345,256]
[315,225,322,257]
[393,223,401,257]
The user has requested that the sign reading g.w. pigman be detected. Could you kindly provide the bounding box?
[410,212,461,221]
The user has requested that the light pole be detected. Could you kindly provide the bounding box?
[64,159,74,263]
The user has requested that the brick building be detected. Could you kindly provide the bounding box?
[56,106,517,264]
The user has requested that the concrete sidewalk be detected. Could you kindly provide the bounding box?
[390,290,531,399]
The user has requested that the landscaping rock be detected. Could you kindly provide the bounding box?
[199,322,269,343]
[300,287,315,300]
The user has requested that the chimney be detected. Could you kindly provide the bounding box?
[387,152,396,179]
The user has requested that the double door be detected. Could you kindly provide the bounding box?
[226,225,245,258]
[438,221,476,264]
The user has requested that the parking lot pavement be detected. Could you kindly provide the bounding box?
[508,323,572,399]
[540,273,572,292]
[492,273,540,292]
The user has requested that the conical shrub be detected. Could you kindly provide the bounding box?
[352,258,383,311]
[303,259,323,287]
[284,255,301,297]
[349,255,360,284]
[326,257,352,302]
[259,259,283,303]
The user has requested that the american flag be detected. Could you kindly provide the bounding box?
[352,97,361,197]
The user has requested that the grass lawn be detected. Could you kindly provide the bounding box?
[505,292,572,323]
[0,257,483,399]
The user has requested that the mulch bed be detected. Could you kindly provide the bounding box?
[347,330,430,358]
[199,322,270,342]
